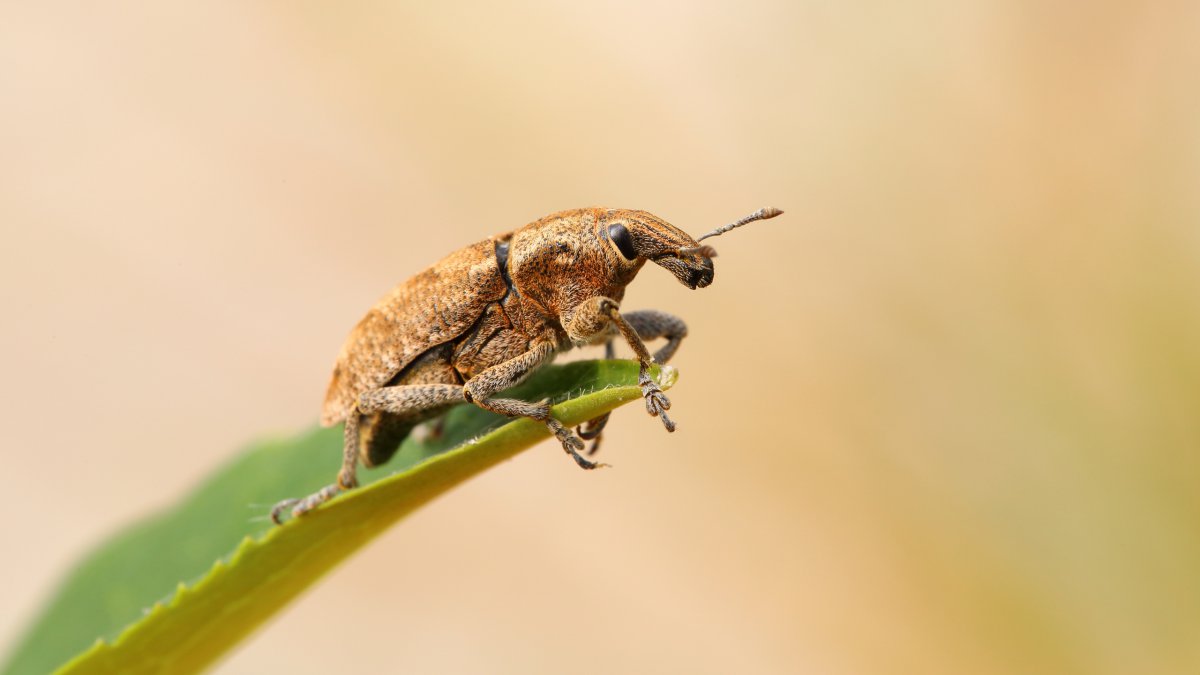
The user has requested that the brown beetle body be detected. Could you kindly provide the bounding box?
[272,206,781,523]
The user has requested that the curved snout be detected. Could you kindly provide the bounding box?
[654,255,714,289]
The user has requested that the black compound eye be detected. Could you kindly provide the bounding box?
[607,223,637,260]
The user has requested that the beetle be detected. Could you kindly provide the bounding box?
[271,206,783,523]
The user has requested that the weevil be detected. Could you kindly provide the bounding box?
[271,206,783,523]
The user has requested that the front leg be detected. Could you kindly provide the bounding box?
[565,297,675,433]
[463,337,605,470]
[581,309,686,454]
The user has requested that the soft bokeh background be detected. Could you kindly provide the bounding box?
[3,2,1199,673]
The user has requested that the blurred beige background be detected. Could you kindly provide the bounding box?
[3,1,1199,673]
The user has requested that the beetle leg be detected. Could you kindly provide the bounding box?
[270,410,362,524]
[338,410,363,491]
[577,336,617,455]
[578,412,611,456]
[357,383,467,466]
[605,304,676,433]
[272,384,468,524]
[270,485,341,525]
[463,339,606,470]
[622,310,688,365]
[430,416,447,439]
[566,298,677,433]
[358,383,465,416]
[575,336,615,455]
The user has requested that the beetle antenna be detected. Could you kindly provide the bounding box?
[697,207,783,242]
[678,207,783,257]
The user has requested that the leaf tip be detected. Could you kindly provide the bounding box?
[657,365,679,389]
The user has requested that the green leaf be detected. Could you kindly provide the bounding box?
[2,360,676,675]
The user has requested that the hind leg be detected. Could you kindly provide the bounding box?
[357,384,465,465]
[270,411,361,524]
[271,383,465,524]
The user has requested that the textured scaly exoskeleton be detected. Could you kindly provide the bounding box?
[271,207,783,523]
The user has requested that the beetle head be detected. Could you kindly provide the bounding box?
[599,207,783,290]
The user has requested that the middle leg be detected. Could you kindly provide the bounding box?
[463,337,604,470]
